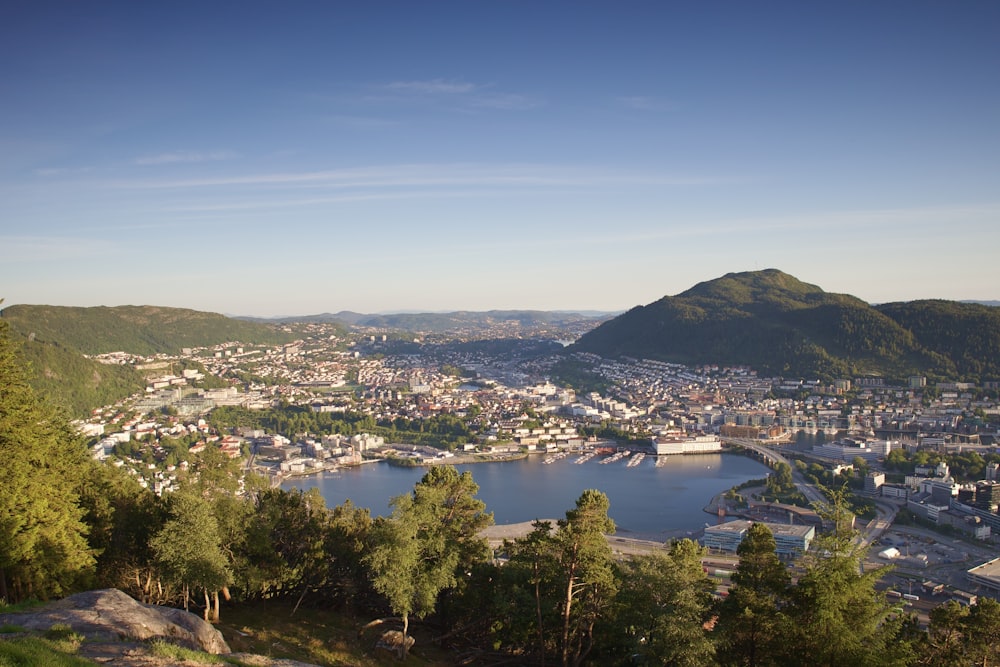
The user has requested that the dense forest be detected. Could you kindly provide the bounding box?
[4,319,1000,666]
[0,304,295,356]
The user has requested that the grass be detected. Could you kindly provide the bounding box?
[0,636,93,666]
[216,601,455,666]
[149,639,227,664]
[0,600,43,615]
[41,624,84,653]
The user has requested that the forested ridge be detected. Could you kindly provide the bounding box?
[574,269,1000,383]
[4,318,1000,666]
[0,303,295,356]
[0,303,296,417]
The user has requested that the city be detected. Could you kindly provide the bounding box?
[71,318,1000,623]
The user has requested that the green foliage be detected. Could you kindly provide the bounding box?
[211,404,477,450]
[0,303,294,415]
[765,462,795,496]
[612,540,717,666]
[150,492,232,616]
[877,300,1000,381]
[549,357,613,395]
[924,598,1000,666]
[0,304,295,356]
[788,548,912,666]
[715,523,791,667]
[363,466,492,653]
[0,320,96,602]
[490,490,618,666]
[148,639,226,663]
[574,269,999,382]
[0,636,94,666]
[12,337,144,417]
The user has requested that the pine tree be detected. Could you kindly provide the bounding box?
[614,539,717,666]
[0,317,95,601]
[715,523,790,667]
[554,489,617,667]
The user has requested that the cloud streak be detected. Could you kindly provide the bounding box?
[368,79,541,112]
[135,150,240,166]
[384,79,477,94]
[113,163,718,191]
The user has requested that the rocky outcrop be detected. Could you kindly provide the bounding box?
[0,588,230,654]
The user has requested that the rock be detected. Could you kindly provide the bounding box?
[375,629,415,660]
[0,588,230,654]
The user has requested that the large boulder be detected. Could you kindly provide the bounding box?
[0,588,230,654]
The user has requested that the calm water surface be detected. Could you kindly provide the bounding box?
[283,452,770,540]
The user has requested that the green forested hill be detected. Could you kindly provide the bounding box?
[572,269,995,382]
[1,304,295,355]
[875,300,1000,379]
[14,337,146,416]
[0,304,296,416]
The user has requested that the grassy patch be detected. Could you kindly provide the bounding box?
[217,601,454,666]
[41,623,85,653]
[0,599,43,614]
[0,636,93,666]
[0,625,26,634]
[149,639,226,664]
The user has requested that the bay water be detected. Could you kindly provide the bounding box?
[283,452,770,541]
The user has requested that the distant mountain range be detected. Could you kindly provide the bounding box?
[241,309,612,335]
[573,269,1000,383]
[4,278,997,416]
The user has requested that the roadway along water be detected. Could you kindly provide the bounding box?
[283,452,771,541]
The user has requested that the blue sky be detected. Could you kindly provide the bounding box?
[2,1,998,317]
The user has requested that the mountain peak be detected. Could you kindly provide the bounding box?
[677,269,827,306]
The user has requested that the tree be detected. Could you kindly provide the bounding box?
[553,489,617,667]
[787,488,912,667]
[78,461,166,602]
[766,462,794,496]
[363,466,492,657]
[150,492,232,621]
[491,520,559,662]
[0,318,95,601]
[235,488,328,611]
[924,600,971,666]
[787,547,911,667]
[614,539,716,666]
[715,523,790,667]
[965,598,1000,666]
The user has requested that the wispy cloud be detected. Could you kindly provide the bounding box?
[33,166,95,177]
[114,163,717,191]
[384,79,477,94]
[135,150,240,166]
[368,79,540,112]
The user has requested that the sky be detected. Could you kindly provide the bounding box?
[2,1,998,317]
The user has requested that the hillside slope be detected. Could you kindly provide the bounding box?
[0,304,296,415]
[573,269,991,382]
[1,304,294,355]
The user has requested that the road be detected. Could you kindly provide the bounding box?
[721,437,827,507]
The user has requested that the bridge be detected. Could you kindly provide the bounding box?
[721,436,827,507]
